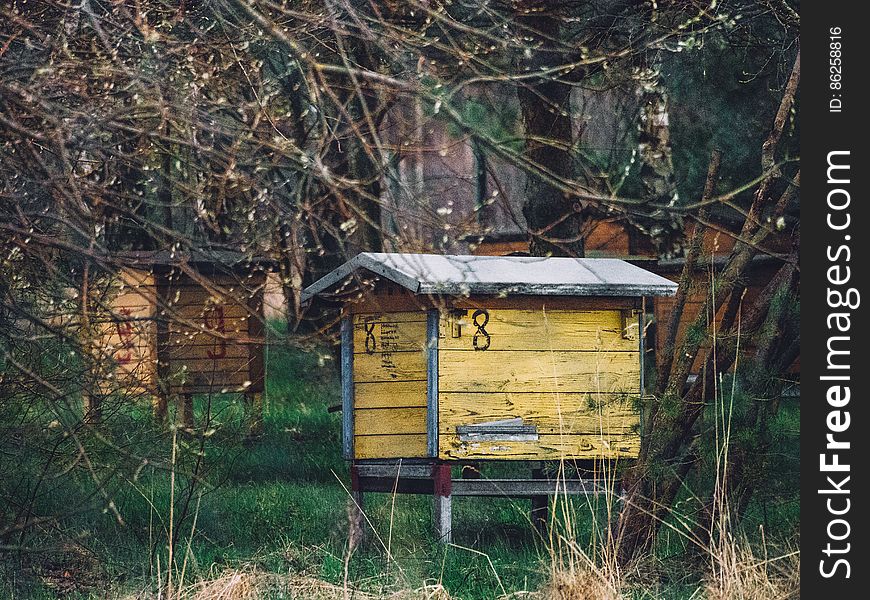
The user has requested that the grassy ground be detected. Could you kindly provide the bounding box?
[0,338,799,599]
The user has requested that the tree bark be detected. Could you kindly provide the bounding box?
[656,149,722,389]
[514,3,584,257]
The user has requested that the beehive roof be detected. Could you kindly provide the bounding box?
[301,253,677,301]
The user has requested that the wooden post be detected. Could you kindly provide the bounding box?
[426,310,439,458]
[155,275,171,425]
[247,284,266,437]
[177,393,194,429]
[433,463,452,543]
[348,463,366,551]
[83,393,102,425]
[340,316,354,459]
[531,465,549,536]
[153,391,168,425]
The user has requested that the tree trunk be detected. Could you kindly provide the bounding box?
[636,63,678,208]
[514,3,584,257]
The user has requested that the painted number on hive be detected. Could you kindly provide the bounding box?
[472,309,491,351]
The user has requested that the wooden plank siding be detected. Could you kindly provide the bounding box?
[438,350,640,393]
[437,308,641,460]
[438,393,639,435]
[438,308,638,353]
[97,269,158,394]
[351,312,429,459]
[158,271,266,394]
[440,434,641,460]
[98,268,267,397]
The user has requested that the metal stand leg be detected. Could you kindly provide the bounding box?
[531,466,549,536]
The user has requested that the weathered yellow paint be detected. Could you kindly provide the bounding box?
[104,354,157,391]
[355,408,428,436]
[102,330,154,351]
[352,313,428,354]
[353,350,427,383]
[348,307,643,461]
[351,312,429,458]
[438,392,639,435]
[109,294,154,312]
[439,434,640,460]
[439,309,637,352]
[96,267,267,399]
[437,307,641,460]
[438,350,639,394]
[355,434,428,459]
[355,381,427,408]
[98,270,158,394]
[112,360,156,382]
[353,311,427,324]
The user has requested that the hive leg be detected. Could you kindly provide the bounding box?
[177,393,194,429]
[433,463,452,543]
[348,463,366,551]
[153,393,168,425]
[83,393,102,425]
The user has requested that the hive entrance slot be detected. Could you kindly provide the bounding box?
[456,418,539,442]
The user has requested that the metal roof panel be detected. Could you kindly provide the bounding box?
[301,253,677,302]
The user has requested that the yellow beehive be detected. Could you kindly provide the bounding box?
[302,253,677,462]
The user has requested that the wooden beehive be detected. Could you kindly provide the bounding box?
[302,253,677,462]
[97,267,159,396]
[98,251,270,414]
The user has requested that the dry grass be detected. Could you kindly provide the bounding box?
[119,567,454,600]
[537,456,627,600]
[705,537,800,600]
[122,538,799,600]
[541,566,621,600]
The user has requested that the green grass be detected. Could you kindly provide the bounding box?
[0,337,800,599]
